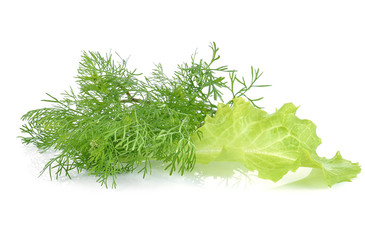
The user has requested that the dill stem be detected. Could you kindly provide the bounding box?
[120,98,143,103]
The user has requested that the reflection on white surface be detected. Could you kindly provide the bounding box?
[23,144,318,190]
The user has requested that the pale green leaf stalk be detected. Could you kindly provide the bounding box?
[192,98,361,186]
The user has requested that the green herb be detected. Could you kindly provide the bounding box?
[20,43,360,188]
[20,43,267,188]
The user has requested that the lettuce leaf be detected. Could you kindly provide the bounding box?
[192,97,360,186]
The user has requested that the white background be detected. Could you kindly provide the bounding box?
[1,0,364,239]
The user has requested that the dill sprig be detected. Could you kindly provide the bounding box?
[20,42,269,188]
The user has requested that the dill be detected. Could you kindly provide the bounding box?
[20,42,268,188]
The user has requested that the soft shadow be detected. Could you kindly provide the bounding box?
[135,160,252,188]
[24,145,252,189]
[183,161,252,187]
[24,145,329,190]
[274,169,328,190]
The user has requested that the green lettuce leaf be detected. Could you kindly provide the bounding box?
[192,97,360,186]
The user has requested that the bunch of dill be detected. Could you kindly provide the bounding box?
[20,43,267,187]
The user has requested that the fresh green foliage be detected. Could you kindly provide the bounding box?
[20,43,360,188]
[192,98,361,186]
[20,43,268,188]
